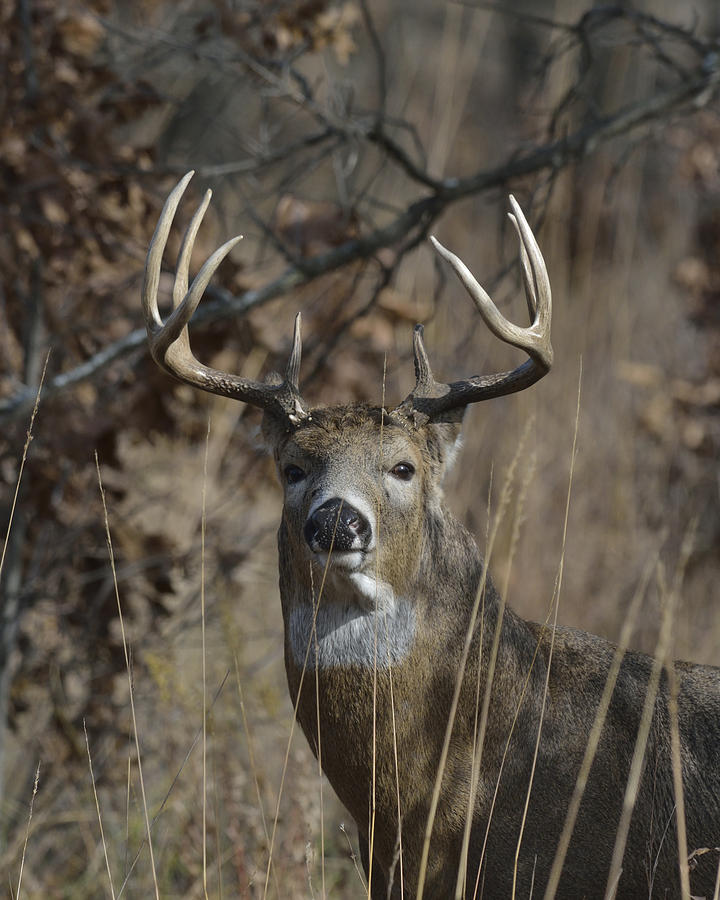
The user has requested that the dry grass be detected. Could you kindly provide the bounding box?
[2,0,719,896]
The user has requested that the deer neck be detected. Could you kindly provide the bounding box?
[277,508,469,671]
[276,509,545,876]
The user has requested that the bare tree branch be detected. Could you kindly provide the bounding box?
[3,38,719,426]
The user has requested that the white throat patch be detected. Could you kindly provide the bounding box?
[288,593,416,670]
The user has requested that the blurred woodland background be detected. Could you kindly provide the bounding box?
[1,0,720,896]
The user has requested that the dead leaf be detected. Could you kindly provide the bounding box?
[58,12,105,57]
[40,196,69,226]
[16,227,40,258]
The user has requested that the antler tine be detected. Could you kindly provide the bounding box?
[395,197,553,423]
[285,313,303,392]
[509,213,536,321]
[428,235,537,357]
[412,325,430,384]
[507,195,552,340]
[142,170,195,333]
[173,188,212,310]
[410,325,444,397]
[142,172,309,425]
[153,232,243,360]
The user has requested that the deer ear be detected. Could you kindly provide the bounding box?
[261,408,292,452]
[424,419,464,475]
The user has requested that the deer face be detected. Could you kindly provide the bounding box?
[264,405,461,609]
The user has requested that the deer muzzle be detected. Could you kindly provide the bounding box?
[304,498,372,554]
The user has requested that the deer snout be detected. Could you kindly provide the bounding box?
[304,499,372,553]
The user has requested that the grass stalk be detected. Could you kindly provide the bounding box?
[416,411,532,899]
[201,418,211,899]
[663,523,696,900]
[602,573,678,898]
[234,659,279,898]
[117,671,230,897]
[262,507,343,899]
[313,613,326,899]
[367,360,387,899]
[455,421,536,900]
[15,761,40,899]
[84,720,116,899]
[0,354,49,589]
[543,549,658,898]
[511,361,582,898]
[95,453,159,900]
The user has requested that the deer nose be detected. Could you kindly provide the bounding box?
[304,498,372,553]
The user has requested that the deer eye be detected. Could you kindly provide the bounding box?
[389,462,415,481]
[284,464,306,485]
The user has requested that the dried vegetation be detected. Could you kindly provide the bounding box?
[1,0,719,896]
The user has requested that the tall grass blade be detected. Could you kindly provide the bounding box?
[602,569,679,898]
[416,412,529,899]
[543,548,657,898]
[511,360,582,898]
[15,761,40,899]
[96,453,159,899]
[84,719,116,899]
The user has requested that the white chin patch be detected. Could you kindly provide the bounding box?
[313,549,365,572]
[347,572,395,610]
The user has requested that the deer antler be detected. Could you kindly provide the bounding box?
[395,196,553,424]
[142,171,308,425]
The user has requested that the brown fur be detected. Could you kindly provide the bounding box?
[264,403,720,899]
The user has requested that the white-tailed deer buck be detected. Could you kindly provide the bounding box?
[143,173,720,899]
